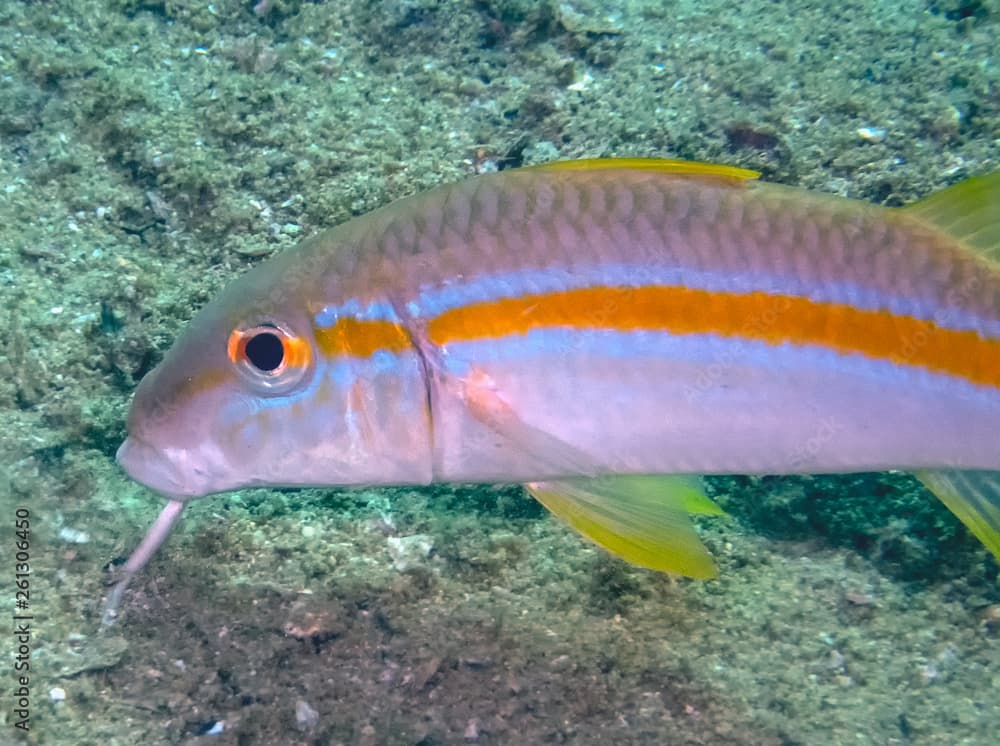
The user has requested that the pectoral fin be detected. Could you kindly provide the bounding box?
[916,470,1000,559]
[459,367,597,475]
[526,475,724,579]
[456,369,724,577]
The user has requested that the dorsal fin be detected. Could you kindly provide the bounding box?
[526,157,760,184]
[904,170,1000,263]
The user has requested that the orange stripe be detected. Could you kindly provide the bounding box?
[426,286,1000,389]
[314,317,412,358]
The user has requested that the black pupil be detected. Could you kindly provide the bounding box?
[244,332,284,372]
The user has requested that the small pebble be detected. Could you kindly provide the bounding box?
[386,534,433,571]
[857,126,887,143]
[49,687,66,702]
[58,528,89,544]
[205,721,225,736]
[567,71,593,91]
[464,718,480,741]
[982,604,1000,632]
[360,724,377,746]
[295,699,320,731]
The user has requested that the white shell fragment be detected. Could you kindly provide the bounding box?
[857,126,887,143]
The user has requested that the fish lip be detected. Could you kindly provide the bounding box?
[116,436,193,499]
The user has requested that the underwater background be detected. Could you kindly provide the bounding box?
[1,0,998,743]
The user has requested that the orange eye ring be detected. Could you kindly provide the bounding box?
[227,323,312,390]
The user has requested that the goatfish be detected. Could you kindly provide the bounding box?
[106,158,1000,621]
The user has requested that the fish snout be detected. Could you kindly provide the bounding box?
[116,436,196,499]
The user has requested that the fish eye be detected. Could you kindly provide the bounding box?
[245,330,284,372]
[227,323,311,392]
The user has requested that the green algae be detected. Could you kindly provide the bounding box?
[1,0,998,744]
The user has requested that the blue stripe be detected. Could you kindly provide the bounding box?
[436,327,1000,404]
[405,263,999,337]
[315,299,400,328]
[221,350,421,423]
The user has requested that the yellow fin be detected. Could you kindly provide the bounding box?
[525,157,760,184]
[904,170,1000,263]
[525,475,723,578]
[916,470,1000,559]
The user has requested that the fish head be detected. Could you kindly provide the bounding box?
[117,253,327,500]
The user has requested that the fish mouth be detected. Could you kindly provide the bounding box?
[116,436,196,499]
